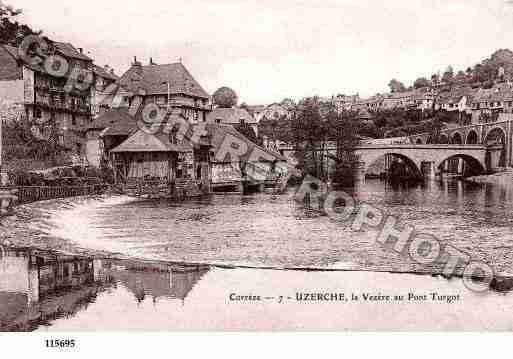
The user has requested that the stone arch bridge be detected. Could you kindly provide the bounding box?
[408,119,513,168]
[354,144,495,180]
[279,143,503,181]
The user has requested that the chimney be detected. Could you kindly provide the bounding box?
[132,56,142,66]
[149,57,156,65]
[132,56,142,75]
[78,47,83,53]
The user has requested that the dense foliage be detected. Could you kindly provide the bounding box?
[213,87,238,108]
[395,49,513,91]
[0,2,40,46]
[259,97,360,183]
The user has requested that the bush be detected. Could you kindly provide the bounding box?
[8,170,45,186]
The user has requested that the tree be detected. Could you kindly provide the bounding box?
[431,73,440,85]
[0,2,40,46]
[413,77,431,89]
[213,87,238,108]
[442,66,454,84]
[454,70,467,84]
[388,79,406,93]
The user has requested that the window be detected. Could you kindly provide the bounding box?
[215,118,222,124]
[72,114,76,126]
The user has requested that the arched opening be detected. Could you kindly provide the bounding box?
[438,134,449,144]
[466,130,478,144]
[447,133,463,173]
[451,132,463,144]
[366,153,422,180]
[485,127,507,168]
[438,154,485,177]
[426,136,433,144]
[416,138,423,144]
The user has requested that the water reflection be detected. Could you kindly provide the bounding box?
[0,248,209,331]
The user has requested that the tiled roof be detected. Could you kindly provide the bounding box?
[473,86,513,103]
[88,109,138,136]
[54,42,92,61]
[387,90,416,99]
[92,64,118,81]
[246,105,266,112]
[206,107,257,124]
[0,42,93,77]
[204,123,286,162]
[119,62,209,98]
[111,129,193,152]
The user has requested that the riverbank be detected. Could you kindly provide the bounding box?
[466,168,513,185]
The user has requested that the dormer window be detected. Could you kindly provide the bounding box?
[215,118,222,123]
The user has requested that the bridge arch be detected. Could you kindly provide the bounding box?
[437,154,485,176]
[451,132,463,144]
[438,134,449,144]
[484,126,507,167]
[416,138,423,144]
[364,152,422,178]
[484,126,507,145]
[356,145,488,180]
[466,130,479,144]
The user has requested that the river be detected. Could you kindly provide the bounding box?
[1,178,513,330]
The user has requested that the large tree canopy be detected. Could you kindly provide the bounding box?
[388,79,406,93]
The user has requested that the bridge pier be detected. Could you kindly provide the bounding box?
[458,159,464,175]
[486,146,504,172]
[421,161,436,180]
[353,161,366,186]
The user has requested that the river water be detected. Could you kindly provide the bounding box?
[1,179,513,330]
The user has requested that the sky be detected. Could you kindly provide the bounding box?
[10,0,513,104]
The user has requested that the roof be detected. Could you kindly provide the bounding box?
[246,105,266,112]
[473,86,513,103]
[206,107,257,124]
[88,109,138,136]
[0,42,92,78]
[205,123,286,162]
[54,42,92,61]
[386,90,416,100]
[119,62,209,98]
[92,64,118,81]
[111,129,193,153]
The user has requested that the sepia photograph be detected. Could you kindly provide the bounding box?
[1,0,513,342]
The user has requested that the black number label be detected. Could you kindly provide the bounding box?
[45,339,76,348]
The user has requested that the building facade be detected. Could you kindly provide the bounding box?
[0,42,98,166]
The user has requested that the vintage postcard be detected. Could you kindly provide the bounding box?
[1,0,513,339]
